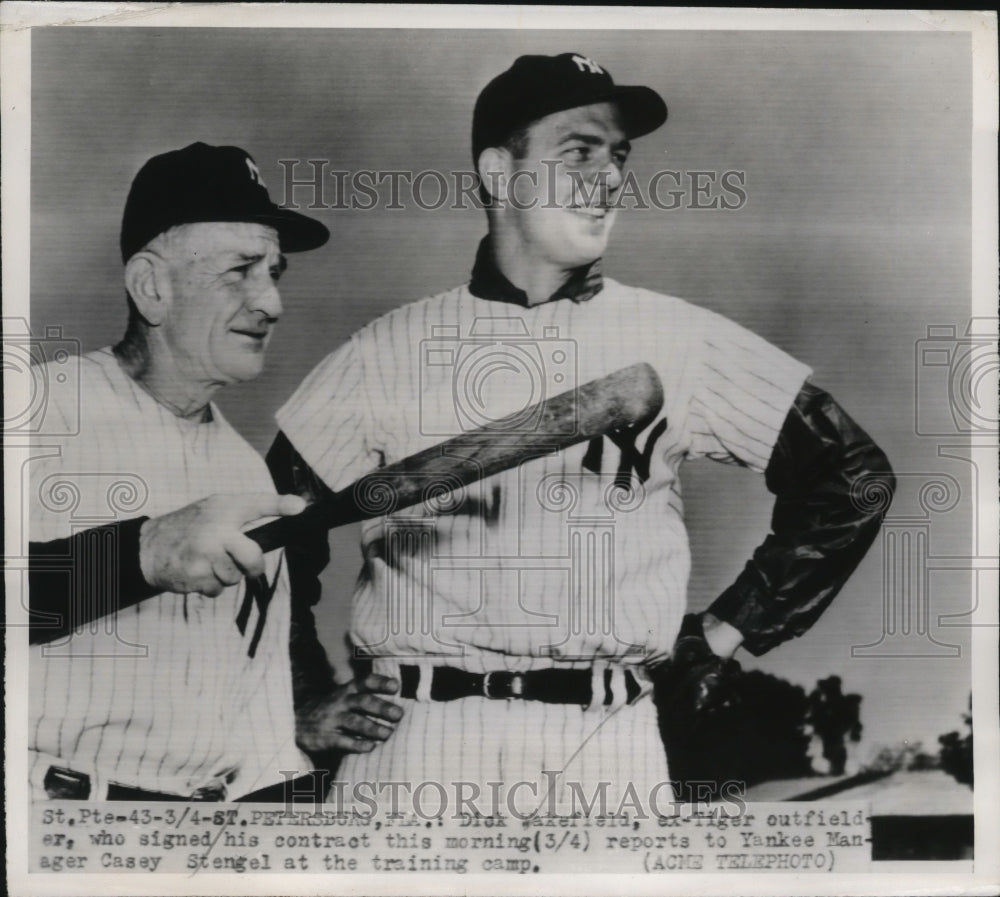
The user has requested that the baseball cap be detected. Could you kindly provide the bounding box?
[472,52,667,163]
[120,142,330,262]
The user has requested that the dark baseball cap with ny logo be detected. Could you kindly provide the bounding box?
[472,52,668,164]
[120,141,329,262]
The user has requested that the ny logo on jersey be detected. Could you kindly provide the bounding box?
[236,556,283,658]
[245,157,266,188]
[571,54,605,75]
[582,418,668,491]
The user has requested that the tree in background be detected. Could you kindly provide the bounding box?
[938,694,973,788]
[806,676,863,776]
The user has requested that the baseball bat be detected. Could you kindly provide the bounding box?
[245,362,664,553]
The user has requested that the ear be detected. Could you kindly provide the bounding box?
[477,147,512,205]
[124,251,171,326]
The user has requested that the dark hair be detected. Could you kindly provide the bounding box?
[477,125,532,207]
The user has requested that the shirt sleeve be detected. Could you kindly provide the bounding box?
[28,518,160,644]
[26,396,163,643]
[275,335,380,491]
[684,309,812,471]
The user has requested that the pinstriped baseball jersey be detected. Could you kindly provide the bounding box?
[277,278,811,671]
[29,347,306,799]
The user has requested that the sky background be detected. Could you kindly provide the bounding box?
[27,26,978,759]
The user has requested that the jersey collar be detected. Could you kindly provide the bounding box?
[468,237,604,307]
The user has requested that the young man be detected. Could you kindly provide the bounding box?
[28,143,401,801]
[274,54,895,813]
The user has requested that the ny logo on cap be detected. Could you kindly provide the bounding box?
[245,157,266,188]
[571,54,604,75]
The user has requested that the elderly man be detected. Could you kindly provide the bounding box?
[273,53,894,814]
[28,142,401,802]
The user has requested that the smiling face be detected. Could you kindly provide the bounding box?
[501,101,630,270]
[154,221,286,385]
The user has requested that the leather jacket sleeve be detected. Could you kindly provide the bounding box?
[266,431,338,704]
[707,383,896,655]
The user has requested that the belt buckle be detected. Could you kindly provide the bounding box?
[483,671,524,700]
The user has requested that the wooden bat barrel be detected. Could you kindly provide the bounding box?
[246,362,663,552]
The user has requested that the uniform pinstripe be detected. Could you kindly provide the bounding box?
[29,347,307,800]
[278,278,811,809]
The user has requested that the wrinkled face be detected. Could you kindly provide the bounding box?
[504,101,630,268]
[157,222,286,384]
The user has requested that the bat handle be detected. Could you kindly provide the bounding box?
[244,501,333,553]
[244,517,290,553]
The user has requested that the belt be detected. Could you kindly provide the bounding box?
[398,664,643,705]
[43,766,227,801]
